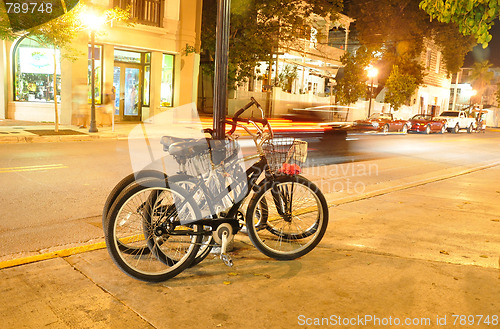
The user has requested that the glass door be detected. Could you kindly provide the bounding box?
[113,63,143,121]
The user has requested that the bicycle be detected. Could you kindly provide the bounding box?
[103,97,329,282]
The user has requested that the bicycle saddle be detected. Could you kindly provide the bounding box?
[168,139,209,158]
[160,136,196,152]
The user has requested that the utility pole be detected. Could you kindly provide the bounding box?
[213,0,231,140]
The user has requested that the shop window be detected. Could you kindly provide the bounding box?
[13,37,61,102]
[88,45,103,105]
[161,54,174,107]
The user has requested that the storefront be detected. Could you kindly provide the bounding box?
[2,0,203,125]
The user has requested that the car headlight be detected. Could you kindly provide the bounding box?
[372,122,379,128]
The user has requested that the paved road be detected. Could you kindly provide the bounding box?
[1,131,499,262]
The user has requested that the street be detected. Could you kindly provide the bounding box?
[1,131,499,263]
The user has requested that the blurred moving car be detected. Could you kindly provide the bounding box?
[283,105,352,125]
[353,113,409,133]
[408,114,447,134]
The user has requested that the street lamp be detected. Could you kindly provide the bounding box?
[366,65,378,117]
[80,12,105,133]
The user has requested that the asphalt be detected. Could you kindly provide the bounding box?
[1,119,499,328]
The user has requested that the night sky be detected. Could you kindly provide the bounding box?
[464,22,500,67]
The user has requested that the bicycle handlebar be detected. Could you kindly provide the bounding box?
[227,97,271,136]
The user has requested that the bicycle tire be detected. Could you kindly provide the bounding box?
[105,177,202,282]
[245,175,328,260]
[103,171,213,265]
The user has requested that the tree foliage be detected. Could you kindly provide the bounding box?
[384,65,418,111]
[470,60,494,104]
[347,0,475,76]
[201,0,343,86]
[419,0,499,47]
[333,46,374,105]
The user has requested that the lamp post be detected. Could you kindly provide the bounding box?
[213,0,231,140]
[81,12,105,133]
[366,65,378,117]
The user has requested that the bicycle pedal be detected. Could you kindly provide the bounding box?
[221,253,233,267]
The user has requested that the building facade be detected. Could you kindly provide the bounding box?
[1,0,203,125]
[198,13,352,118]
[412,39,452,117]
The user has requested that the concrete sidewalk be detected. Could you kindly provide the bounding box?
[0,119,136,143]
[1,157,499,328]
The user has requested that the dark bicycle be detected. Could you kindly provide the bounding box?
[103,97,329,282]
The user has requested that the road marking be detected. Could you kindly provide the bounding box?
[0,164,68,173]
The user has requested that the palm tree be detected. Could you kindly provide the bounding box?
[470,60,494,106]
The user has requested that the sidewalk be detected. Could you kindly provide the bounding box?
[0,119,136,143]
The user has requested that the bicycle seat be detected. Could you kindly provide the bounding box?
[168,139,208,158]
[160,136,196,152]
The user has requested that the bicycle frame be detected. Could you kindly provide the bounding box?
[158,97,295,236]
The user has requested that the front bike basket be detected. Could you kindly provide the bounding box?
[263,138,307,175]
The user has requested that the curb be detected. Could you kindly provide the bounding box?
[0,242,107,269]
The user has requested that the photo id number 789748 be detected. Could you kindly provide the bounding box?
[5,2,53,14]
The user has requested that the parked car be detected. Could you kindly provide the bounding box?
[408,114,447,134]
[436,110,475,133]
[353,113,409,133]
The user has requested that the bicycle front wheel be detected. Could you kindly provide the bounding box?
[245,175,328,260]
[105,178,202,282]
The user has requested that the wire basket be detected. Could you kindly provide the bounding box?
[263,138,308,175]
[208,138,240,165]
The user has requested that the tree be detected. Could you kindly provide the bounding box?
[23,5,84,132]
[333,46,374,105]
[470,60,494,105]
[419,0,498,47]
[2,2,129,131]
[347,0,475,76]
[384,65,418,111]
[201,0,343,87]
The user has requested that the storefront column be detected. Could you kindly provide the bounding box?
[61,34,87,125]
[176,0,202,107]
[102,44,114,101]
[148,51,162,120]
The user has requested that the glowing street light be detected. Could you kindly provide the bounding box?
[80,11,106,133]
[366,65,378,117]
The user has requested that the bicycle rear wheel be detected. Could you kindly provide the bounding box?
[105,178,202,282]
[245,175,328,260]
